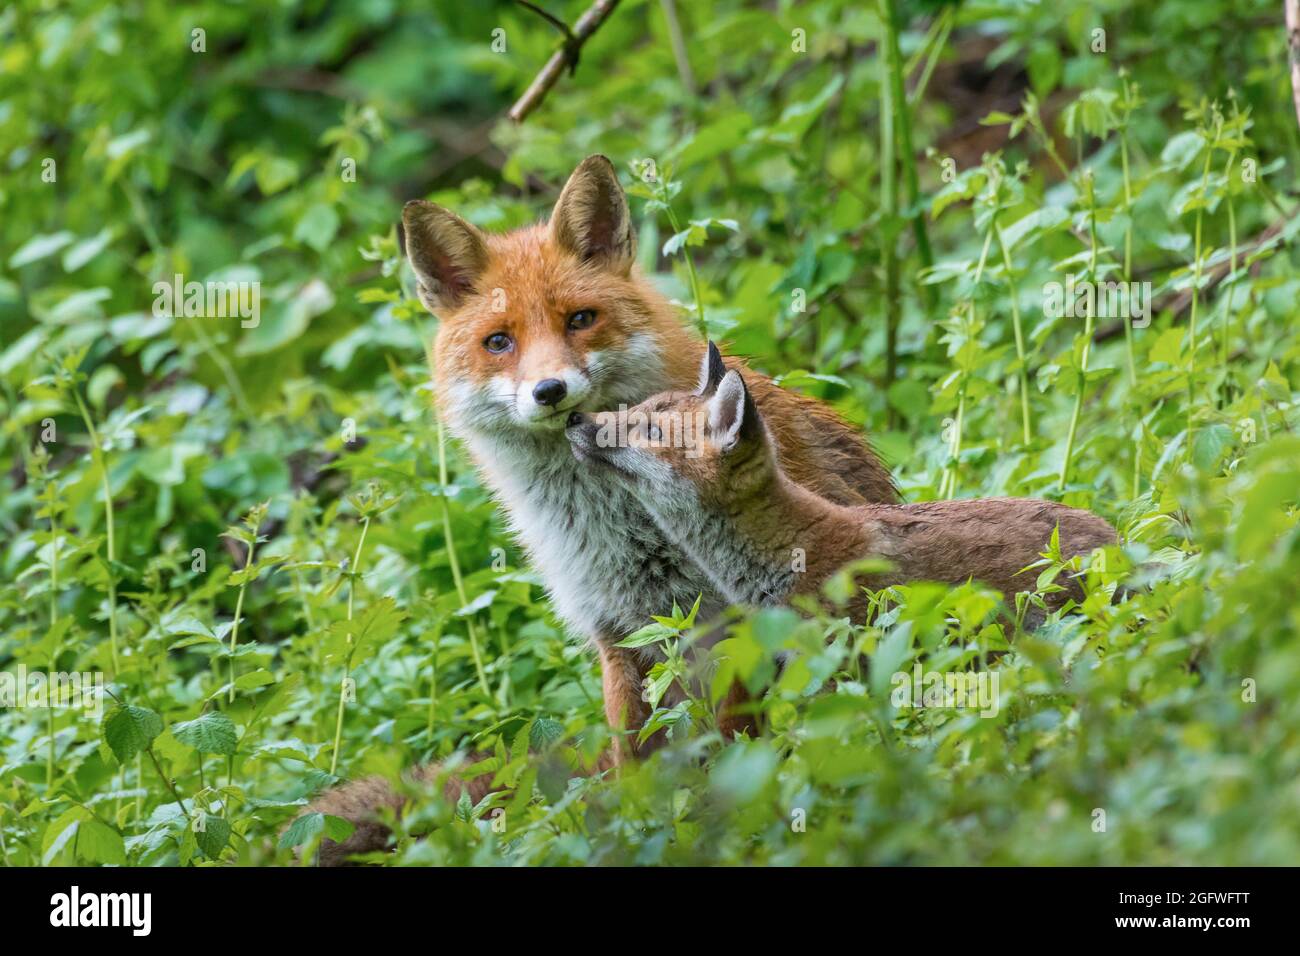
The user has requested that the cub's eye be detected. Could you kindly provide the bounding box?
[484,333,512,354]
[567,309,597,331]
[648,424,663,442]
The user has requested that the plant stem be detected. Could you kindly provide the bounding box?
[944,382,967,499]
[1118,120,1138,389]
[426,623,442,740]
[294,567,318,670]
[329,514,371,775]
[879,0,900,415]
[1119,119,1142,499]
[495,620,513,705]
[227,533,256,704]
[347,519,369,640]
[437,418,491,696]
[46,478,60,791]
[882,0,934,275]
[145,745,191,823]
[663,203,708,338]
[73,389,121,675]
[1187,127,1217,423]
[1059,175,1098,492]
[47,686,56,793]
[121,176,253,420]
[994,223,1032,445]
[182,314,254,420]
[906,7,954,108]
[941,228,992,498]
[1219,141,1239,398]
[1132,436,1142,500]
[1119,107,1142,499]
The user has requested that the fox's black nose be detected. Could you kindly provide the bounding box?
[566,411,585,428]
[533,378,567,407]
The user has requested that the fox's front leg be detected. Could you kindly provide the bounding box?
[597,641,664,763]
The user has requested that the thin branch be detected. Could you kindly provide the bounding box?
[515,0,574,38]
[507,0,622,123]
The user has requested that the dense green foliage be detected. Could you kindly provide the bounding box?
[1,0,1298,865]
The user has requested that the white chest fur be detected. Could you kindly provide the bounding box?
[464,430,719,644]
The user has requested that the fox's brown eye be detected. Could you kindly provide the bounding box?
[567,309,597,331]
[484,333,512,354]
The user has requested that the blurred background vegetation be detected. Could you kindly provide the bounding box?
[1,0,1298,865]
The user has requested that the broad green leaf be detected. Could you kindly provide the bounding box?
[101,705,164,764]
[173,712,238,755]
[195,814,232,861]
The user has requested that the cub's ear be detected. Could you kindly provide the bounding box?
[696,341,727,396]
[707,369,762,451]
[401,200,488,314]
[549,155,635,274]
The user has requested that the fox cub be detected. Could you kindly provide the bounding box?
[566,342,1118,621]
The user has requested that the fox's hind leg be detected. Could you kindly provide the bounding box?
[716,680,760,741]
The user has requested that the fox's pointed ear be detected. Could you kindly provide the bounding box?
[707,369,762,451]
[696,341,727,395]
[549,155,635,275]
[401,200,488,314]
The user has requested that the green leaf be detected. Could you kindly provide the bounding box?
[8,231,75,268]
[662,225,702,257]
[278,811,324,849]
[195,814,232,860]
[77,816,128,865]
[616,621,676,649]
[62,228,115,272]
[675,114,753,169]
[711,741,778,805]
[323,597,407,667]
[529,716,564,750]
[294,203,340,253]
[324,814,356,844]
[101,705,164,764]
[770,74,844,139]
[279,811,351,851]
[41,807,85,864]
[1160,130,1204,171]
[870,622,914,700]
[173,712,239,755]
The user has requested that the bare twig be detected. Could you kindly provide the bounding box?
[507,0,622,123]
[515,0,573,37]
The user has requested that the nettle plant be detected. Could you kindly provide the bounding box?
[627,157,741,340]
[2,350,458,864]
[918,77,1291,513]
[924,152,1060,496]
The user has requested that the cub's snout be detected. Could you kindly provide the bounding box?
[565,411,603,462]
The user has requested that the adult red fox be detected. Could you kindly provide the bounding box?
[401,155,895,749]
[304,156,895,863]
